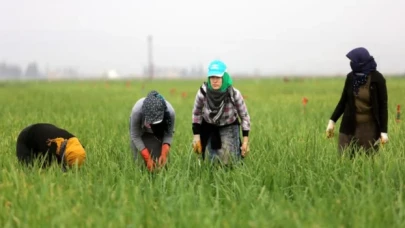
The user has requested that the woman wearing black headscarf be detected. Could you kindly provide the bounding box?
[129,90,176,172]
[326,47,388,157]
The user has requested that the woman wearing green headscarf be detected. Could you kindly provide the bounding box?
[191,60,251,165]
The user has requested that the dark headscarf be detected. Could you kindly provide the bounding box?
[346,47,377,96]
[142,90,172,138]
[205,72,234,123]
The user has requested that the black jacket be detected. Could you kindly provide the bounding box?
[17,123,76,166]
[330,71,388,135]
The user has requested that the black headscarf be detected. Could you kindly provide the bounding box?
[346,47,377,96]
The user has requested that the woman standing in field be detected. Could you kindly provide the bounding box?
[16,123,86,171]
[191,60,251,165]
[326,47,388,157]
[129,90,175,172]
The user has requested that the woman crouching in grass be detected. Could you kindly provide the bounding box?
[129,90,176,172]
[191,60,251,166]
[16,123,86,171]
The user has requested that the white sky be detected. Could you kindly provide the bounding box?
[0,0,404,76]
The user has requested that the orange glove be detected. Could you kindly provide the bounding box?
[240,140,249,158]
[141,148,155,172]
[158,144,170,167]
[192,135,202,154]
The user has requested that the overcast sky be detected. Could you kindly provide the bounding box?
[1,0,404,76]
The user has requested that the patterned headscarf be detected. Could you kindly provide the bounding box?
[346,47,377,96]
[142,90,166,124]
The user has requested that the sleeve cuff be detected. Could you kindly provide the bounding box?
[242,130,249,137]
[192,123,201,135]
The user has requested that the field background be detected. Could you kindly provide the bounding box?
[1,76,405,228]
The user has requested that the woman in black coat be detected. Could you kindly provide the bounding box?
[326,47,388,157]
[16,123,86,170]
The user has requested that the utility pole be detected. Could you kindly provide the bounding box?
[147,35,154,80]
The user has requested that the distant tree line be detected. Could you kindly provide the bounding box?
[0,62,43,79]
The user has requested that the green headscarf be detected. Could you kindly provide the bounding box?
[207,72,233,92]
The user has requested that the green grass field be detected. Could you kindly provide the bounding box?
[1,77,405,228]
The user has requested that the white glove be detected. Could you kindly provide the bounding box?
[380,132,389,144]
[326,120,335,138]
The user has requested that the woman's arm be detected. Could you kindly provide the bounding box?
[163,101,176,145]
[130,99,146,151]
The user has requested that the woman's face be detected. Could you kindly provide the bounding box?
[209,76,222,90]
